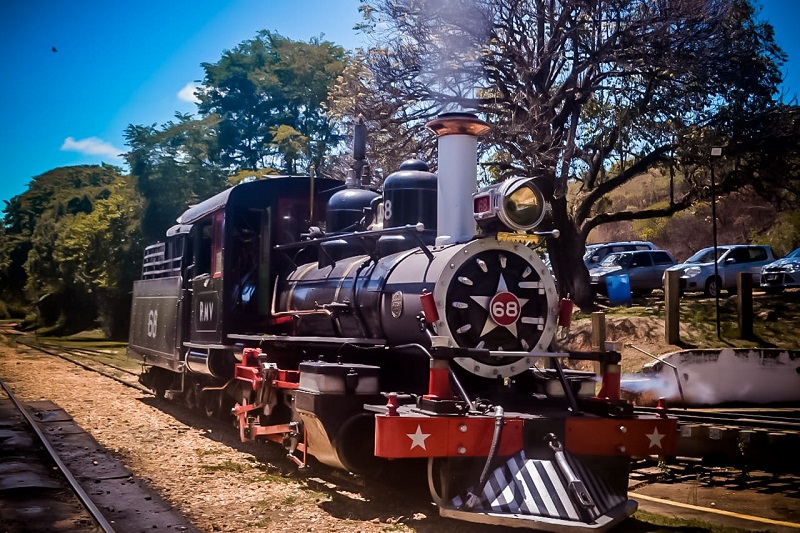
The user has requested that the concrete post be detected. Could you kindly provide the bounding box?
[591,312,606,376]
[737,272,753,339]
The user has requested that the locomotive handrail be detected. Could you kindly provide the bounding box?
[274,223,435,263]
[432,346,622,365]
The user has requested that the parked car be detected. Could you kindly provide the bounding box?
[760,247,800,293]
[583,241,657,267]
[589,249,677,296]
[663,244,776,297]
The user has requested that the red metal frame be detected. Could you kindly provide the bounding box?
[565,416,677,456]
[375,415,523,458]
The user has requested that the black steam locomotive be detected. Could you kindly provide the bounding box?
[128,113,676,530]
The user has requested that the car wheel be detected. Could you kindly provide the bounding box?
[704,276,722,298]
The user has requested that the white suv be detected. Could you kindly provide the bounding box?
[664,245,776,297]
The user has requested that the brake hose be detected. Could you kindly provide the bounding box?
[464,405,504,509]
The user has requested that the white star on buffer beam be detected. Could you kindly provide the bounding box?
[646,427,665,449]
[407,425,431,450]
[470,273,529,338]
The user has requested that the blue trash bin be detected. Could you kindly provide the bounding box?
[606,274,631,305]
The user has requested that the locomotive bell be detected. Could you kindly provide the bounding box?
[473,177,549,232]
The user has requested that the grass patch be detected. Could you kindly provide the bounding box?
[30,329,139,371]
[250,471,294,485]
[195,449,224,457]
[634,509,753,532]
[201,460,253,473]
[588,288,800,350]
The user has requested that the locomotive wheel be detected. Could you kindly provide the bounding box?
[148,367,171,400]
[427,457,483,507]
[183,381,198,410]
[202,389,223,419]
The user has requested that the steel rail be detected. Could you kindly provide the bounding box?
[0,378,116,533]
[634,406,800,431]
[17,340,152,395]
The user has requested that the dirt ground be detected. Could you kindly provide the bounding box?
[0,335,431,533]
[562,314,680,373]
[1,326,797,532]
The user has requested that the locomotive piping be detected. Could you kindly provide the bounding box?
[394,342,476,411]
[464,405,504,510]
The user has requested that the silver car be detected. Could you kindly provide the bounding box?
[760,247,800,293]
[664,245,776,297]
[583,241,657,267]
[590,250,677,296]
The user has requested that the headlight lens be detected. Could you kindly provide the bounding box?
[473,177,549,232]
[683,266,701,278]
[499,178,546,231]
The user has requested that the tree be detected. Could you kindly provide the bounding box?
[0,165,132,332]
[345,0,790,308]
[197,31,347,175]
[124,113,227,242]
[53,177,144,337]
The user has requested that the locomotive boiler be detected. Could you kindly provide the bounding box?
[128,113,677,531]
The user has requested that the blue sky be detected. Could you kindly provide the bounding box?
[0,0,798,206]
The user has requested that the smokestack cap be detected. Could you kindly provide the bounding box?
[426,112,490,137]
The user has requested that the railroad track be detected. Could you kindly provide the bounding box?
[0,378,115,532]
[17,339,800,476]
[17,339,151,394]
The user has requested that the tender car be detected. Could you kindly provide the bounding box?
[583,241,657,267]
[760,247,800,293]
[663,244,776,297]
[589,249,677,296]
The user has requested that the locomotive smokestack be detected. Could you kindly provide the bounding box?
[426,113,490,245]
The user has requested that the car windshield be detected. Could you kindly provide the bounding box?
[600,253,631,267]
[685,247,729,264]
[583,246,600,261]
[786,248,800,259]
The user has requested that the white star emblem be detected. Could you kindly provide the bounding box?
[470,274,529,338]
[407,425,431,450]
[646,427,665,449]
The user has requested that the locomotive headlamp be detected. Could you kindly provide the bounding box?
[473,177,548,232]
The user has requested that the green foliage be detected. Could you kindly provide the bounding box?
[632,201,670,242]
[197,31,347,175]
[0,165,141,335]
[124,113,227,242]
[755,210,800,256]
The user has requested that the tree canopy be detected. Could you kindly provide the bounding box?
[334,0,794,307]
[198,30,347,175]
[125,32,349,243]
[0,165,140,335]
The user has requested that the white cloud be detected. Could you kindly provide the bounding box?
[178,82,200,104]
[61,137,124,160]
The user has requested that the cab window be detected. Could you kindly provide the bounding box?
[212,211,224,278]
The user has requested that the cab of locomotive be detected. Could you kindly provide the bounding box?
[146,177,343,351]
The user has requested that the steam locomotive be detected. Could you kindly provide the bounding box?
[128,113,676,531]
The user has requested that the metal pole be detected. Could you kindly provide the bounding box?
[710,147,722,339]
